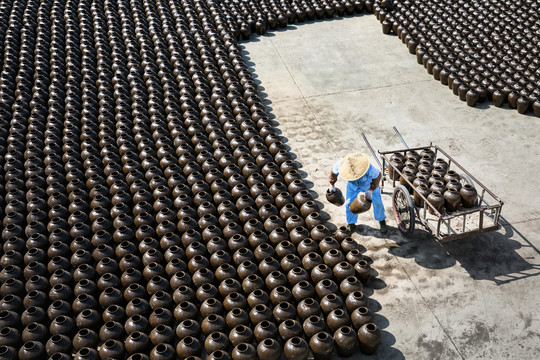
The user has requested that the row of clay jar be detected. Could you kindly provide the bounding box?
[373,0,540,115]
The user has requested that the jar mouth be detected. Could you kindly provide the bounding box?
[236,325,246,332]
[260,320,270,328]
[155,308,164,315]
[358,307,369,314]
[51,334,62,342]
[264,339,274,346]
[317,332,328,340]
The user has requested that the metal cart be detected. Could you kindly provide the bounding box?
[363,128,504,242]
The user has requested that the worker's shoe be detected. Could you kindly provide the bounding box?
[379,220,388,234]
[346,224,357,233]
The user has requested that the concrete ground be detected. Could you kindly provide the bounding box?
[240,14,540,360]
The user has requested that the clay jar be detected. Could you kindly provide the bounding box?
[253,320,278,343]
[399,168,415,191]
[431,166,447,179]
[297,298,321,321]
[326,188,344,206]
[340,276,363,296]
[0,346,17,360]
[150,343,176,360]
[302,315,326,338]
[326,309,351,332]
[273,301,296,323]
[229,325,253,347]
[345,291,369,313]
[460,184,477,208]
[446,178,462,192]
[466,89,479,106]
[357,323,382,354]
[309,332,334,360]
[0,327,20,348]
[334,326,358,357]
[443,189,461,212]
[427,191,444,215]
[284,337,309,360]
[388,157,404,180]
[18,341,45,360]
[429,180,446,195]
[302,253,323,272]
[231,343,257,360]
[73,329,99,351]
[204,332,229,354]
[176,320,201,340]
[125,331,150,354]
[176,336,201,358]
[351,307,374,330]
[249,304,272,325]
[333,261,355,282]
[354,260,371,284]
[413,184,430,207]
[433,158,448,171]
[257,338,281,360]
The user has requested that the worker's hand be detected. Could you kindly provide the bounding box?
[329,172,338,186]
[365,190,373,203]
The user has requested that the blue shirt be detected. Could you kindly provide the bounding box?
[332,162,380,192]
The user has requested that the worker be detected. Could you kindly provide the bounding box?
[329,152,387,233]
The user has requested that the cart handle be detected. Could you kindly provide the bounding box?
[393,126,409,149]
[361,133,383,169]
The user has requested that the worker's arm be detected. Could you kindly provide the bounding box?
[369,172,382,191]
[365,167,381,202]
[329,161,340,186]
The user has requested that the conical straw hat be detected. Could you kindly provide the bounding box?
[339,153,370,181]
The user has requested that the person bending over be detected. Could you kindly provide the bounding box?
[329,152,387,234]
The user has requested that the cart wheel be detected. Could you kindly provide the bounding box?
[392,185,416,236]
[460,173,475,188]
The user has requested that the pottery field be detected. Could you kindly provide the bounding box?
[242,14,540,359]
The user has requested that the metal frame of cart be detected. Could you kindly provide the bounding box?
[363,129,504,242]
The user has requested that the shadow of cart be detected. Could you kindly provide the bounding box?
[387,214,540,285]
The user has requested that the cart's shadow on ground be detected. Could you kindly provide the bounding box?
[386,213,540,285]
[241,45,405,360]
